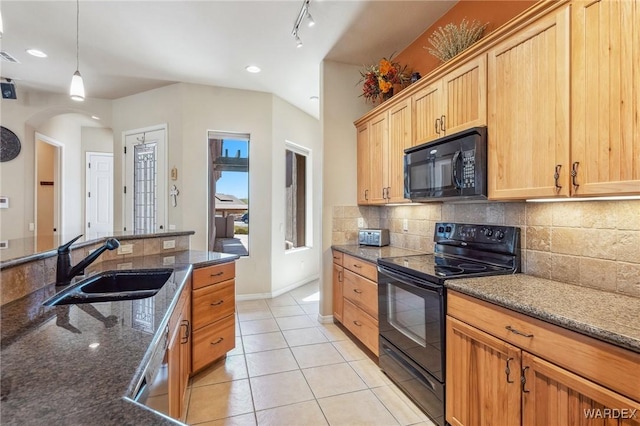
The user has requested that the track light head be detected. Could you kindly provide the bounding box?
[295,34,303,48]
[306,12,315,27]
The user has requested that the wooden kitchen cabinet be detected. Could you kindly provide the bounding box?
[570,0,640,196]
[412,55,486,146]
[167,279,191,420]
[368,112,388,204]
[356,123,371,204]
[447,290,640,426]
[387,99,412,203]
[191,262,236,373]
[487,4,571,200]
[332,250,344,323]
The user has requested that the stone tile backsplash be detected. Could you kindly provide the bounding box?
[332,200,640,298]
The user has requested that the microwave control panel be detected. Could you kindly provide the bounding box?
[462,149,476,188]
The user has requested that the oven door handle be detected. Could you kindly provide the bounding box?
[378,266,443,294]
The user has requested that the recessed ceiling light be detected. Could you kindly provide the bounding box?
[245,65,261,73]
[310,96,319,101]
[91,115,100,120]
[26,49,47,58]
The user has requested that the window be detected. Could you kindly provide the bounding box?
[285,142,311,250]
[209,132,249,256]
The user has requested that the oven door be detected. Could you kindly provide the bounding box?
[378,265,445,382]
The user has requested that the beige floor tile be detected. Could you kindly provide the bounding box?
[269,305,306,318]
[238,309,274,322]
[276,315,317,330]
[191,355,248,387]
[317,389,399,426]
[255,400,328,426]
[242,331,288,354]
[245,348,299,377]
[302,363,367,399]
[291,342,345,369]
[236,299,269,313]
[265,293,298,307]
[186,379,254,424]
[282,327,328,347]
[372,386,430,425]
[197,413,257,426]
[250,370,314,411]
[316,323,349,342]
[145,393,169,417]
[289,282,320,303]
[300,303,320,315]
[349,358,393,388]
[227,338,244,356]
[239,318,279,336]
[235,320,241,337]
[331,339,368,362]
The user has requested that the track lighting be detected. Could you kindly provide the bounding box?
[69,0,85,101]
[291,0,314,47]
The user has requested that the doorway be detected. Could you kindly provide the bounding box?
[85,152,114,238]
[35,134,62,251]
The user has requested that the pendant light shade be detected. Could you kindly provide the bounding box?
[70,70,85,101]
[70,0,85,101]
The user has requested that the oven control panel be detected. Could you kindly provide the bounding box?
[434,222,519,248]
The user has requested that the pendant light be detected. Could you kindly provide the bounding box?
[69,0,85,101]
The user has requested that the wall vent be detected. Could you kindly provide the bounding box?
[0,51,21,63]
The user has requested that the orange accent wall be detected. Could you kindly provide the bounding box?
[394,0,537,78]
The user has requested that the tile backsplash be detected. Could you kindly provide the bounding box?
[332,200,640,298]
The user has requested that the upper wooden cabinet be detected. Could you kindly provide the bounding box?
[368,112,388,204]
[412,55,487,146]
[571,0,640,196]
[356,123,371,204]
[387,99,412,202]
[487,5,571,200]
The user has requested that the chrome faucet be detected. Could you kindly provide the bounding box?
[56,235,120,287]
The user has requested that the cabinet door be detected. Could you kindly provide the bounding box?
[168,304,189,419]
[368,113,388,204]
[387,99,412,203]
[522,352,640,426]
[356,123,371,205]
[487,5,571,200]
[178,297,191,422]
[571,0,640,196]
[412,81,442,146]
[442,55,487,135]
[332,263,343,323]
[446,316,521,426]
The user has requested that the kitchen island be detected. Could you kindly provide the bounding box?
[0,250,237,426]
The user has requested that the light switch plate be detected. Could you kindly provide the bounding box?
[357,217,364,228]
[0,240,8,249]
[0,197,8,208]
[403,218,409,232]
[163,240,175,249]
[118,244,133,255]
[163,256,175,265]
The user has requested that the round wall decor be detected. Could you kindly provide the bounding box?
[0,126,21,162]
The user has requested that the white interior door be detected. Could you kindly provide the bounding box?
[85,152,114,238]
[123,127,167,233]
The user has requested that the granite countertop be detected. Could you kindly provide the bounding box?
[332,244,424,263]
[446,274,640,354]
[0,249,237,425]
[0,230,196,269]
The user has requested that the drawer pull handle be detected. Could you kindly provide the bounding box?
[210,337,224,345]
[353,320,362,327]
[210,272,224,277]
[180,320,190,344]
[210,300,224,306]
[505,325,533,338]
[505,357,514,383]
[521,366,530,393]
[338,270,343,282]
[353,264,362,269]
[353,289,363,294]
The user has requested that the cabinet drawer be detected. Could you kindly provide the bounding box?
[193,262,235,290]
[192,314,235,373]
[343,299,379,356]
[343,254,377,282]
[448,291,640,402]
[192,279,235,331]
[332,250,343,266]
[343,269,378,319]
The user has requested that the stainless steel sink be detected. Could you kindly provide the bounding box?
[43,269,174,306]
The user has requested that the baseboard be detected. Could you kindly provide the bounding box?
[317,314,334,324]
[236,274,320,301]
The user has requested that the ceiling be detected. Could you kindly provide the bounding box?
[0,1,456,119]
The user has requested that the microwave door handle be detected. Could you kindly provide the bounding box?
[452,150,462,190]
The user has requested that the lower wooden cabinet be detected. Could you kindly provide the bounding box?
[446,291,640,426]
[332,263,344,322]
[167,280,192,420]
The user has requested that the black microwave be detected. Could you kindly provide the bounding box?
[404,126,487,202]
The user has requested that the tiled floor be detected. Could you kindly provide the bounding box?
[184,281,436,426]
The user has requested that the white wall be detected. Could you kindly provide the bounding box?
[320,60,371,316]
[271,95,322,296]
[0,89,112,241]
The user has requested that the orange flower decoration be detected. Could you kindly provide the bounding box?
[358,54,409,103]
[379,59,393,76]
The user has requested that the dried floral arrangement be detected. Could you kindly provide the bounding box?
[425,18,488,62]
[358,55,410,103]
